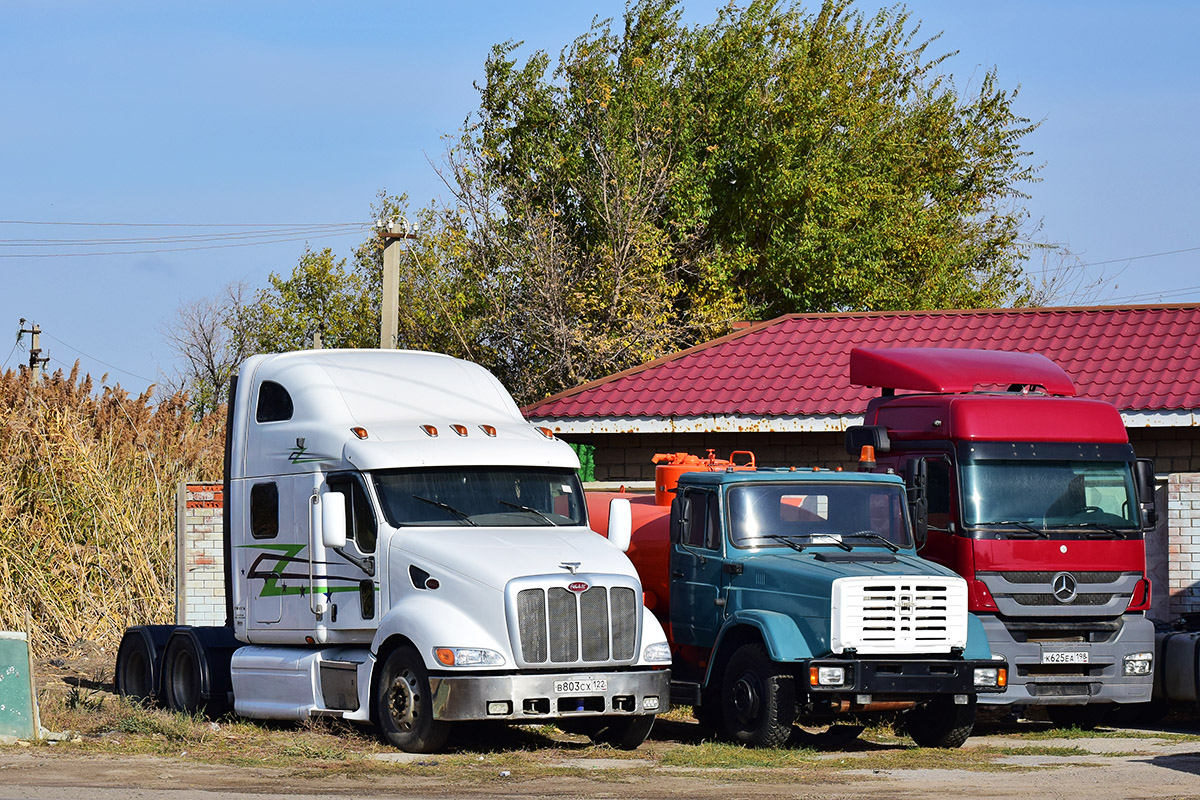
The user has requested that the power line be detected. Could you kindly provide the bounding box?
[0,230,366,258]
[42,332,157,384]
[0,223,364,247]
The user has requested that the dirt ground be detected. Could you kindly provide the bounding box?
[12,642,1200,800]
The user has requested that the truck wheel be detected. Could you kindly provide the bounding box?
[115,632,156,705]
[162,635,204,715]
[595,715,656,750]
[374,645,449,754]
[722,643,795,748]
[1047,703,1110,730]
[905,696,976,748]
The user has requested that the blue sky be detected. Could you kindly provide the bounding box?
[1,1,1197,395]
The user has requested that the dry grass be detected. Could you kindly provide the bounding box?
[0,364,224,656]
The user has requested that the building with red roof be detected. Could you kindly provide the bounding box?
[525,304,1200,480]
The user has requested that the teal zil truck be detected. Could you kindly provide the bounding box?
[588,452,1007,748]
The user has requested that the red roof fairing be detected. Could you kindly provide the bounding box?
[524,306,1200,419]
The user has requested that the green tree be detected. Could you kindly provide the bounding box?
[438,0,1041,402]
[242,246,377,353]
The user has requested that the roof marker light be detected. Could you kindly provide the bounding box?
[421,425,438,438]
[535,426,556,439]
[451,424,468,437]
[480,424,497,437]
[351,426,369,440]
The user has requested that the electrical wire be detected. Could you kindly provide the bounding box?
[0,229,367,258]
[41,332,157,384]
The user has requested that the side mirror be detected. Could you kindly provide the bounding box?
[321,491,348,550]
[1134,458,1158,529]
[845,425,891,457]
[607,498,632,553]
[905,458,928,547]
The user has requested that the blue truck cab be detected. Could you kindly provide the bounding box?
[592,455,1007,747]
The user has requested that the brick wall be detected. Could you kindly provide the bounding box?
[176,482,225,626]
[1166,473,1200,619]
[1127,428,1200,473]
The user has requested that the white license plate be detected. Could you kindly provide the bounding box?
[1043,651,1089,664]
[554,677,608,694]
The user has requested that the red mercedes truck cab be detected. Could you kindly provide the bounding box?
[845,348,1157,727]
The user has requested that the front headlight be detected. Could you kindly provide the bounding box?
[642,641,671,664]
[974,666,1008,688]
[434,647,506,667]
[1123,652,1153,676]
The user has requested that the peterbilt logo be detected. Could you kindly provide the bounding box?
[568,581,590,593]
[1052,572,1078,603]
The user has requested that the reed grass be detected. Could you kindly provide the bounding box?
[0,364,224,656]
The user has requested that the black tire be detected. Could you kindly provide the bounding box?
[906,695,976,748]
[791,722,864,749]
[1047,703,1110,730]
[162,635,204,715]
[115,632,157,706]
[721,643,795,748]
[374,645,450,754]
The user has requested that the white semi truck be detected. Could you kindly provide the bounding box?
[115,349,671,752]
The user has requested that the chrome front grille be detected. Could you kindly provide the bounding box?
[512,577,640,667]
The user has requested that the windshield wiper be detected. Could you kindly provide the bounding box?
[412,495,477,526]
[987,520,1048,539]
[845,531,901,552]
[498,500,555,526]
[1055,521,1127,539]
[765,534,853,552]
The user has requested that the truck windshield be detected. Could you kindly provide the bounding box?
[726,482,912,549]
[372,467,586,528]
[961,460,1138,531]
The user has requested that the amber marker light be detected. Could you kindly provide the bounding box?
[479,424,497,437]
[420,425,438,437]
[351,426,369,439]
[809,666,820,686]
[435,649,456,667]
[535,426,556,439]
[451,424,468,437]
[999,668,1008,688]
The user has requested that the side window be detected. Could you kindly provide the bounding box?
[328,476,378,553]
[250,482,278,539]
[685,490,717,549]
[256,381,294,423]
[704,492,721,550]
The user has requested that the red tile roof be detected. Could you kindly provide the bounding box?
[524,305,1200,419]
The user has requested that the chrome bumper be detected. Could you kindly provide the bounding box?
[429,669,670,722]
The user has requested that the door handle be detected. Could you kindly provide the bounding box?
[671,570,684,578]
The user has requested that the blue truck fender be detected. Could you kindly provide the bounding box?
[963,612,993,660]
[706,609,817,684]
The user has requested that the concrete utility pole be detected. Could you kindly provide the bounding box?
[18,319,49,379]
[378,218,418,350]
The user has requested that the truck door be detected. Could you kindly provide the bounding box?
[915,456,958,571]
[321,473,380,636]
[670,488,726,648]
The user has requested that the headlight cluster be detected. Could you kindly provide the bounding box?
[642,641,672,664]
[1123,652,1153,676]
[434,647,505,667]
[973,666,1008,688]
[810,665,846,686]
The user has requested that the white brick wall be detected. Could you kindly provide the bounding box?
[1167,473,1200,619]
[176,482,226,626]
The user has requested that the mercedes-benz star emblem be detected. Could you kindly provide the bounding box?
[1052,572,1078,603]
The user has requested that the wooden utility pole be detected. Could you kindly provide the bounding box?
[378,219,417,350]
